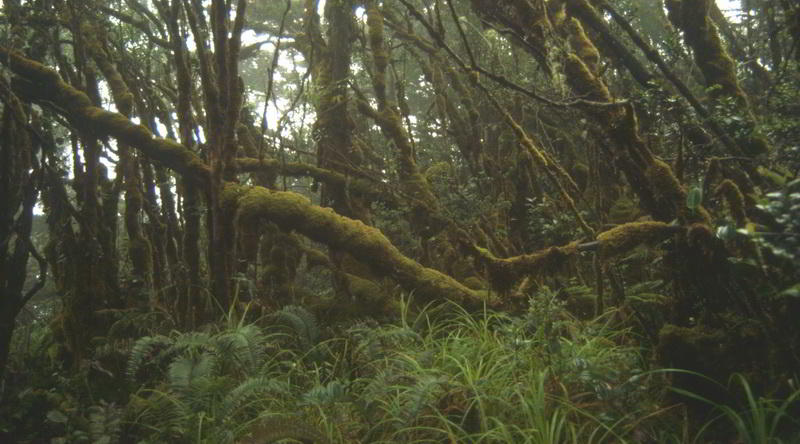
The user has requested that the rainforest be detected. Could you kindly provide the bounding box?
[1,0,799,442]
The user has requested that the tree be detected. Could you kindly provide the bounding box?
[0,0,798,407]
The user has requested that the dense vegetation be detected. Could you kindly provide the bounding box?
[1,0,799,442]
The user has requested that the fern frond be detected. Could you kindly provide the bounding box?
[270,305,320,350]
[221,376,294,415]
[127,335,173,381]
[215,324,269,376]
[402,374,448,427]
[237,415,330,444]
[171,331,214,353]
[167,352,218,389]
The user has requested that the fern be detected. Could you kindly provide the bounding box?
[170,331,214,354]
[301,380,348,406]
[86,401,122,444]
[127,335,173,381]
[238,415,330,444]
[270,305,320,350]
[401,374,448,427]
[167,352,218,389]
[221,376,294,415]
[215,324,269,376]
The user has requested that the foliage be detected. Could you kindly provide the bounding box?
[1,0,799,442]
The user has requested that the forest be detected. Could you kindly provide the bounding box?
[1,0,799,442]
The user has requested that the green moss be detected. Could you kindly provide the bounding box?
[366,1,388,105]
[666,0,743,101]
[128,237,153,279]
[474,243,578,294]
[666,0,770,157]
[424,162,452,182]
[757,166,788,187]
[596,221,677,258]
[714,179,747,227]
[567,18,600,74]
[463,276,488,290]
[657,323,728,378]
[569,163,589,192]
[564,54,612,104]
[228,185,481,305]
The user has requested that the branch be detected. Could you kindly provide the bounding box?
[224,184,483,305]
[235,156,394,202]
[0,48,484,306]
[0,47,211,183]
[21,237,48,307]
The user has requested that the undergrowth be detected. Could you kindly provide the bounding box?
[4,294,799,443]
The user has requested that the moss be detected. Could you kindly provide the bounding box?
[657,320,772,412]
[666,0,743,102]
[567,18,600,74]
[0,49,211,182]
[303,246,332,269]
[714,179,747,227]
[608,194,642,224]
[424,162,452,182]
[474,242,579,294]
[128,237,153,281]
[564,54,612,104]
[743,133,770,156]
[227,184,482,305]
[657,323,729,383]
[366,1,387,105]
[644,159,682,214]
[596,221,677,259]
[238,415,330,444]
[757,166,788,187]
[463,276,488,290]
[666,0,770,157]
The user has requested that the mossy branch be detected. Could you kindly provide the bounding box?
[235,157,391,202]
[468,221,684,292]
[469,242,580,294]
[225,184,483,305]
[0,48,483,306]
[0,47,210,183]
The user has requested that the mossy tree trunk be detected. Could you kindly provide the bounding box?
[0,80,46,378]
[666,0,770,157]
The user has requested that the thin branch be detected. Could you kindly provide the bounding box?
[396,0,627,109]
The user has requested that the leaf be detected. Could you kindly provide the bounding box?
[779,284,800,299]
[686,186,703,210]
[47,410,69,424]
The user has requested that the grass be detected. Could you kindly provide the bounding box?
[17,292,800,443]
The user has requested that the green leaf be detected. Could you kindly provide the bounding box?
[686,186,703,210]
[47,410,68,424]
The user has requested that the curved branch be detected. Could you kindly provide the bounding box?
[224,184,482,305]
[0,47,211,183]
